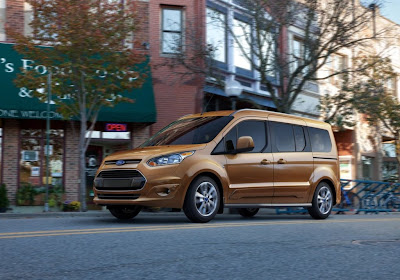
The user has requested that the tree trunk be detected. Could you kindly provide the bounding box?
[79,118,88,212]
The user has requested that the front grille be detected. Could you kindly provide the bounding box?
[97,194,140,200]
[98,170,142,179]
[95,170,146,191]
[104,159,141,165]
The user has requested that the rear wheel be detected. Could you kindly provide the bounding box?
[183,176,220,223]
[238,208,259,217]
[308,182,333,219]
[108,206,142,220]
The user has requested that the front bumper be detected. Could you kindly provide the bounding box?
[92,167,186,208]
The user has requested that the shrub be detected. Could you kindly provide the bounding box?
[0,184,10,210]
[16,184,37,206]
[63,200,81,211]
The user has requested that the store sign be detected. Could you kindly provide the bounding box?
[0,43,157,122]
[105,123,128,132]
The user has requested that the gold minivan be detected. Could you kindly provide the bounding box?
[93,109,340,223]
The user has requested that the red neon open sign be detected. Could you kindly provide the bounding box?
[105,123,128,132]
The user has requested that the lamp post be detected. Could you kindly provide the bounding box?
[44,70,52,212]
[224,79,242,110]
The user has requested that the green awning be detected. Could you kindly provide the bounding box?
[0,43,156,123]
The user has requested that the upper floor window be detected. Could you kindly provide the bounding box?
[326,54,347,86]
[206,8,226,63]
[292,37,309,74]
[161,8,183,54]
[261,30,276,73]
[233,18,252,71]
[385,76,397,97]
[293,38,303,66]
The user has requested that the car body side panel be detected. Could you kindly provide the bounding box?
[308,159,341,205]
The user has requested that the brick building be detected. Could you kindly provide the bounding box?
[0,0,205,206]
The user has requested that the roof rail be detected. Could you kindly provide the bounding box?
[230,109,270,116]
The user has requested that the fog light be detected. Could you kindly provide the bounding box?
[156,188,171,197]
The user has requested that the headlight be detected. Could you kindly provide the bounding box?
[147,151,195,167]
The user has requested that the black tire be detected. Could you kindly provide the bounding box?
[108,206,142,220]
[338,191,360,213]
[308,182,333,219]
[183,176,220,223]
[238,208,259,217]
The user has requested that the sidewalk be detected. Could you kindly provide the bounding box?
[0,206,111,219]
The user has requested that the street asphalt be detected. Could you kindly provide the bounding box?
[1,206,399,220]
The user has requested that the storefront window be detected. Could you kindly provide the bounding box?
[382,143,398,182]
[361,156,373,181]
[383,143,396,157]
[20,128,64,189]
[382,161,399,182]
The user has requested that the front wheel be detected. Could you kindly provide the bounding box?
[308,182,333,219]
[238,208,259,217]
[183,176,220,223]
[108,206,142,220]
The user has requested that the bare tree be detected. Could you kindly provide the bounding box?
[162,0,384,113]
[230,0,386,113]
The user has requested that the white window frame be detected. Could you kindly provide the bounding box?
[161,7,183,54]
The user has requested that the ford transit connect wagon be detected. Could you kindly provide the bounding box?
[93,109,340,223]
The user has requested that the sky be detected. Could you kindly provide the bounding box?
[380,0,400,25]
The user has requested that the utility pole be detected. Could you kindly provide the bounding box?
[44,70,52,212]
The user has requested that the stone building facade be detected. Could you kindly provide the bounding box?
[319,2,400,182]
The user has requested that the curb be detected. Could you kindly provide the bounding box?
[0,209,190,219]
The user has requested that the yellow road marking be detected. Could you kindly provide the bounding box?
[1,217,400,239]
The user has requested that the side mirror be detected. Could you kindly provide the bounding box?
[236,136,254,153]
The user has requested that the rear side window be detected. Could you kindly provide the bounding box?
[271,122,295,152]
[309,127,332,153]
[293,125,306,152]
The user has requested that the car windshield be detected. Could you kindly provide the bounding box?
[141,116,233,147]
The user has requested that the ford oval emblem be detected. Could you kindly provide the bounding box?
[116,160,126,166]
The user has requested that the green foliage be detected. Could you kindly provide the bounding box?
[0,184,10,209]
[7,0,147,211]
[9,0,146,120]
[36,185,64,208]
[321,56,400,130]
[16,184,37,206]
[321,55,400,163]
[318,73,356,129]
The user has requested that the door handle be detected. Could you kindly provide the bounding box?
[277,159,287,164]
[261,159,271,165]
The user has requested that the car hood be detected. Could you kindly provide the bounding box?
[104,144,208,161]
